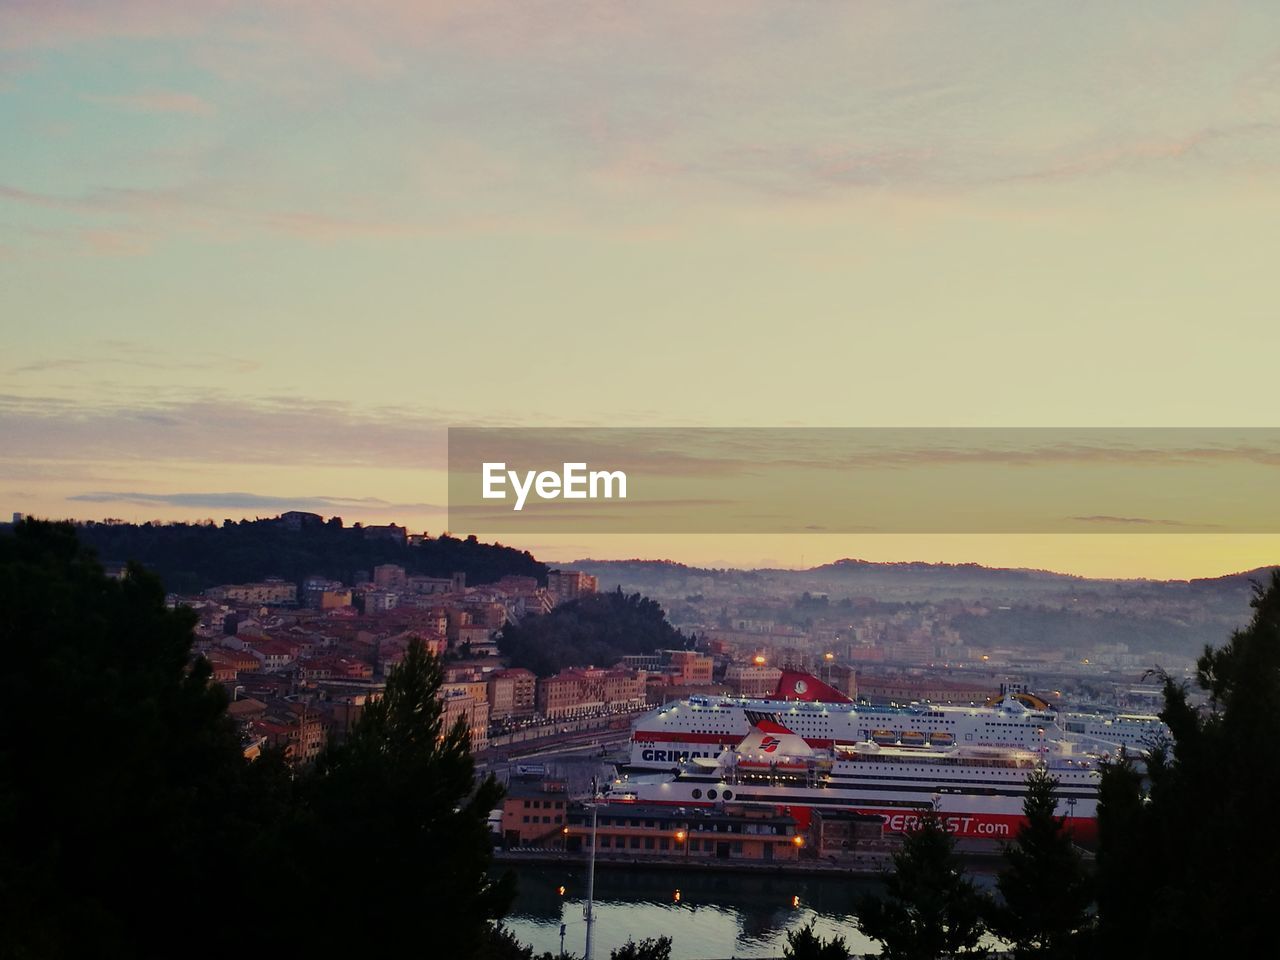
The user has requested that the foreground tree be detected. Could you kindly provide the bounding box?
[610,936,673,960]
[271,637,512,955]
[783,922,851,959]
[855,813,988,960]
[1094,570,1280,959]
[0,521,258,958]
[1091,752,1152,960]
[0,521,514,959]
[988,768,1093,959]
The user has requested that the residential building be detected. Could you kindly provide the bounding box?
[488,667,537,720]
[536,667,647,719]
[206,580,297,605]
[724,663,783,698]
[440,688,490,751]
[372,564,407,590]
[668,650,714,685]
[547,569,598,605]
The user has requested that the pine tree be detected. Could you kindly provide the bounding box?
[989,767,1093,958]
[1094,570,1280,959]
[855,812,989,960]
[784,922,851,959]
[610,936,673,960]
[274,637,513,955]
[0,520,265,958]
[1092,752,1151,960]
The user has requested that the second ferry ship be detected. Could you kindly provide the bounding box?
[611,710,1102,841]
[629,670,1165,770]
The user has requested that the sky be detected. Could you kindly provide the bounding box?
[3,1,1280,579]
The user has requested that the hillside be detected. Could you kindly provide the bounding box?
[497,588,693,676]
[71,518,546,595]
[571,557,1277,604]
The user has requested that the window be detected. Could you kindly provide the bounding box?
[691,789,702,800]
[644,837,655,849]
[630,837,641,849]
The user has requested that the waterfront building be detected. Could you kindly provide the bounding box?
[564,802,803,863]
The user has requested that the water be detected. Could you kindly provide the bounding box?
[498,863,891,959]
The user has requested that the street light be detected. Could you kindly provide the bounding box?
[583,802,599,960]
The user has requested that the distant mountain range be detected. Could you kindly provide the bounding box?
[567,558,1280,659]
[568,557,1279,605]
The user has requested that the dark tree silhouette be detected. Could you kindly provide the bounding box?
[610,936,673,960]
[0,520,261,958]
[855,812,989,960]
[1094,570,1280,959]
[0,522,516,959]
[988,768,1093,958]
[272,637,513,955]
[73,518,545,594]
[783,922,851,959]
[498,588,690,676]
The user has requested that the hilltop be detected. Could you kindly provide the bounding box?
[65,517,546,594]
[569,556,1278,602]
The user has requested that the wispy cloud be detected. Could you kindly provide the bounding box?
[85,91,215,116]
[1068,515,1199,528]
[0,393,475,470]
[7,342,259,376]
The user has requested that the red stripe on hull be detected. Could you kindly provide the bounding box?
[634,731,838,749]
[605,797,1096,844]
[633,732,739,745]
[835,806,1096,844]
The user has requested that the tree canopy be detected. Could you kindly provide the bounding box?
[783,923,851,960]
[988,768,1093,959]
[498,588,692,676]
[73,518,545,594]
[0,521,510,959]
[1093,570,1280,959]
[610,936,673,960]
[855,813,988,960]
[0,521,256,957]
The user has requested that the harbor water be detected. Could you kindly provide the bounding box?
[497,862,999,959]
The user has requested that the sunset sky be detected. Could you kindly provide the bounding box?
[4,1,1280,578]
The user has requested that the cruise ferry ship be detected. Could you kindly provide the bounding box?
[1059,711,1168,751]
[610,712,1101,841]
[631,670,1061,769]
[629,670,1165,770]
